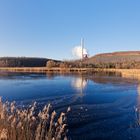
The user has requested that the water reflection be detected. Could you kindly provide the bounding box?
[0,72,139,139]
[71,76,88,95]
[46,73,55,79]
[136,84,140,125]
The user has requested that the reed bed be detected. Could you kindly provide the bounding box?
[0,97,71,140]
[105,69,140,80]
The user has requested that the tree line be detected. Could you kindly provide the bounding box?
[0,57,140,69]
[46,60,140,69]
[0,57,49,67]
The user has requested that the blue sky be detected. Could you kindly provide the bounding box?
[0,0,140,60]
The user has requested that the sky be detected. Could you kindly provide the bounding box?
[0,0,140,60]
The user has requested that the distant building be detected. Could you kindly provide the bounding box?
[83,54,88,59]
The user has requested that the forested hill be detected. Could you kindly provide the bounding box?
[0,57,58,67]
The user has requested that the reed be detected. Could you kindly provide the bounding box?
[0,97,70,140]
[97,68,140,80]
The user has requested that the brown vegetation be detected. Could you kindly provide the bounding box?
[46,60,56,68]
[0,97,70,140]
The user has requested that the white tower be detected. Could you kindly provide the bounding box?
[81,38,84,60]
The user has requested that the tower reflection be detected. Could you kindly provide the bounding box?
[135,84,140,126]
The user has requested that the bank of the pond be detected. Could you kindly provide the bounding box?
[0,67,140,80]
[0,67,94,73]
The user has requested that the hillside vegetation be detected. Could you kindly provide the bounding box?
[0,57,59,67]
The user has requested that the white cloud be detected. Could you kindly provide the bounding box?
[72,46,88,59]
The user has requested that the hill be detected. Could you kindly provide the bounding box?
[83,51,140,68]
[0,57,59,67]
[85,51,140,63]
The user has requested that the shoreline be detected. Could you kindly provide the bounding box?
[0,67,140,80]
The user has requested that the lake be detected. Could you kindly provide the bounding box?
[0,72,140,140]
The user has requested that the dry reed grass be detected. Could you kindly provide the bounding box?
[0,97,71,140]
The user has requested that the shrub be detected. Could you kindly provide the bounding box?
[46,60,56,68]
